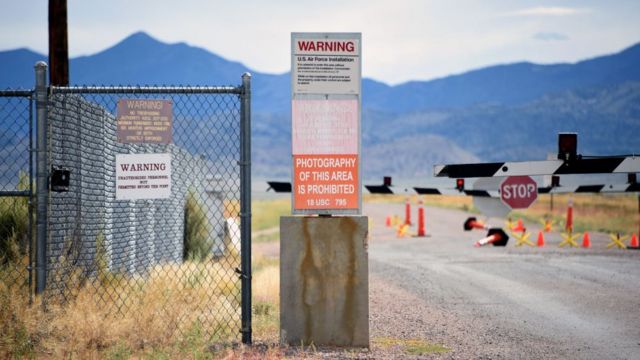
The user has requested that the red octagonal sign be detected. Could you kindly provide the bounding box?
[500,176,538,209]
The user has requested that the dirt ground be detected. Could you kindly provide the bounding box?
[253,202,640,359]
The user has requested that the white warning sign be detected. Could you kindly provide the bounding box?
[116,153,171,200]
[292,34,361,95]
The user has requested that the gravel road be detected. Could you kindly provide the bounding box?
[365,202,640,359]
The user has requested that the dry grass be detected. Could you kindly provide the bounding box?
[1,257,244,359]
[0,250,289,359]
[367,192,639,235]
[374,337,450,355]
[252,198,290,231]
[252,265,279,342]
[0,194,290,359]
[514,193,639,235]
[252,230,280,243]
[365,194,474,212]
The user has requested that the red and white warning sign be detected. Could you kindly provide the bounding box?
[292,99,358,154]
[293,154,358,209]
[500,176,538,209]
[291,32,362,214]
[292,34,360,95]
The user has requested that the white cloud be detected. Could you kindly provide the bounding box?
[533,32,570,41]
[504,6,589,17]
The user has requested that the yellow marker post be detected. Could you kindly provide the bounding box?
[513,231,535,247]
[559,229,581,247]
[505,218,514,230]
[539,218,554,233]
[606,233,627,249]
[396,223,410,238]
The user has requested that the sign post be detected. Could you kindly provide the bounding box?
[500,176,538,209]
[291,32,362,215]
[282,32,368,348]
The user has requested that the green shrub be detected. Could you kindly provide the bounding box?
[0,173,30,265]
[183,191,212,262]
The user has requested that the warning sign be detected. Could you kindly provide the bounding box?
[292,99,358,154]
[117,99,172,144]
[291,32,361,215]
[115,153,171,200]
[292,34,361,95]
[293,154,358,209]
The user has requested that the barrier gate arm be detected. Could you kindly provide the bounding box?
[269,181,640,196]
[433,157,640,178]
[404,184,638,197]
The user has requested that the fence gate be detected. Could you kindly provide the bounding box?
[0,89,34,303]
[2,62,253,345]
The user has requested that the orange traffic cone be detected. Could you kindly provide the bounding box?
[630,233,639,248]
[566,199,574,232]
[385,215,391,227]
[582,232,591,248]
[537,231,545,247]
[512,219,525,233]
[404,198,412,226]
[416,201,426,237]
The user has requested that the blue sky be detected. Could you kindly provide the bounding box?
[1,0,639,84]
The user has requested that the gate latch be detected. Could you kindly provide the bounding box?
[235,267,249,280]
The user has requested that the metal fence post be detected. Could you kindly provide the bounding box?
[240,72,252,344]
[34,61,48,295]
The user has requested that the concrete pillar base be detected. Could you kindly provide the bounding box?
[280,216,369,347]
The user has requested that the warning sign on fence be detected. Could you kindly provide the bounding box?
[116,153,171,200]
[117,99,172,144]
[291,32,361,214]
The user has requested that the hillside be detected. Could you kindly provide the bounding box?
[369,81,640,164]
[1,32,639,178]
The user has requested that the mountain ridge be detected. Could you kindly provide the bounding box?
[1,32,639,178]
[2,32,639,112]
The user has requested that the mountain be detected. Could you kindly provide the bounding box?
[371,81,640,162]
[72,32,250,86]
[365,43,640,113]
[1,32,639,179]
[0,48,47,89]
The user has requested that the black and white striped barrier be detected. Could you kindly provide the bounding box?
[268,181,640,195]
[266,181,292,193]
[364,184,394,194]
[414,187,497,197]
[434,157,640,178]
[414,183,640,197]
[539,183,640,193]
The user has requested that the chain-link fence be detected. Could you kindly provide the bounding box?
[1,63,252,345]
[0,90,34,303]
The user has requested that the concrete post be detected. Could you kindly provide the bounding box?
[280,216,369,347]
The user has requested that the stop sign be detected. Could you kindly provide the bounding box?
[500,176,538,209]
